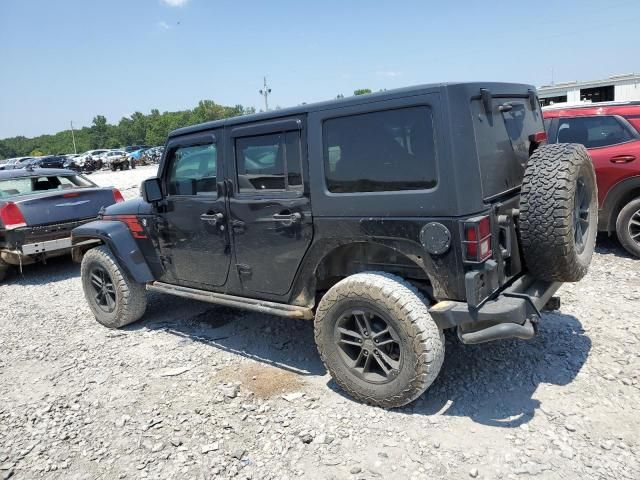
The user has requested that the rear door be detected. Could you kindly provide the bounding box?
[226,117,313,296]
[158,131,231,287]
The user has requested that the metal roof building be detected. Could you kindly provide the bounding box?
[538,73,640,107]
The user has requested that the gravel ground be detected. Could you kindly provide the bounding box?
[1,168,639,479]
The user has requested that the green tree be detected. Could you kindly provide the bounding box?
[353,88,372,96]
[89,115,109,149]
[0,100,255,159]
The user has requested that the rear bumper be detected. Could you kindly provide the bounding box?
[428,275,561,344]
[1,237,100,264]
[20,237,99,255]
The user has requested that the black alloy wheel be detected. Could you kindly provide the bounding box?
[334,307,403,384]
[573,177,592,254]
[89,266,117,313]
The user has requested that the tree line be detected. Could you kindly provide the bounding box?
[0,88,376,160]
[0,100,255,160]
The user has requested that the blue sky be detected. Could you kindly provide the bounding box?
[1,0,639,138]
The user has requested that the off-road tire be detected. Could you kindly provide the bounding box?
[314,272,445,408]
[519,143,597,282]
[616,197,640,258]
[81,245,147,328]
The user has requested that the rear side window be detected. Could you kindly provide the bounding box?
[0,175,93,199]
[167,144,217,196]
[323,106,437,193]
[235,131,303,193]
[557,116,633,148]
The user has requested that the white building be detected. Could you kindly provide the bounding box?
[538,73,640,107]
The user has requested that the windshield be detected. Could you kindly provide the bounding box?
[0,175,95,199]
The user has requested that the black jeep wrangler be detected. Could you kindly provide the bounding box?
[73,82,597,407]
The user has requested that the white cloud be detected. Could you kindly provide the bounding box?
[157,21,171,30]
[376,71,403,78]
[160,0,189,6]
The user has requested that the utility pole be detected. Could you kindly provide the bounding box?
[259,76,271,111]
[70,121,77,154]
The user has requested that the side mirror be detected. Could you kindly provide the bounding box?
[141,177,163,203]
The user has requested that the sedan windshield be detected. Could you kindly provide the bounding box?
[0,175,95,199]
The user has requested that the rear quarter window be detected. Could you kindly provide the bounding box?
[322,106,437,193]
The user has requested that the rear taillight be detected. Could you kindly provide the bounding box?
[112,188,125,203]
[462,216,492,263]
[529,131,547,143]
[529,131,548,156]
[0,202,27,230]
[103,214,147,239]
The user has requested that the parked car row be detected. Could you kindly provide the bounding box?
[1,146,164,175]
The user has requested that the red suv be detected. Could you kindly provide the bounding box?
[544,102,640,257]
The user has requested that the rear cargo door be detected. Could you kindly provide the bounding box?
[472,93,544,199]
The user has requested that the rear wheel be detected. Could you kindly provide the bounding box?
[519,143,598,282]
[314,272,444,408]
[81,245,147,328]
[616,197,640,258]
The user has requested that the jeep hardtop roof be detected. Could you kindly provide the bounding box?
[169,81,537,138]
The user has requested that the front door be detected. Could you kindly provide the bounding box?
[227,118,313,296]
[159,131,230,287]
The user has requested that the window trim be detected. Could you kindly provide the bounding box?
[163,135,219,199]
[233,128,305,198]
[321,104,439,196]
[555,114,640,150]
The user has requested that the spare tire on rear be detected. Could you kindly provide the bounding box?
[519,143,597,282]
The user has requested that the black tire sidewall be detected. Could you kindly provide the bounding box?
[318,297,420,401]
[616,197,640,257]
[81,253,123,328]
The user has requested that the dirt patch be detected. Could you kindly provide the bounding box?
[217,362,306,399]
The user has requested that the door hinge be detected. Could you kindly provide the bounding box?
[236,264,252,278]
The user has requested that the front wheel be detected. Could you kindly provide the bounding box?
[314,272,445,408]
[81,245,147,328]
[616,197,640,258]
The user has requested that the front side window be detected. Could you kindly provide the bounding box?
[557,116,633,148]
[235,131,303,193]
[323,106,437,193]
[167,143,217,196]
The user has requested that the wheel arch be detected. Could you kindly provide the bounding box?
[72,220,154,283]
[599,175,640,233]
[289,240,438,308]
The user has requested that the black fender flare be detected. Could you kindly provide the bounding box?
[71,220,154,283]
[599,175,640,232]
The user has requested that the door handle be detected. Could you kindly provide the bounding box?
[610,155,636,164]
[200,212,225,225]
[273,211,302,225]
